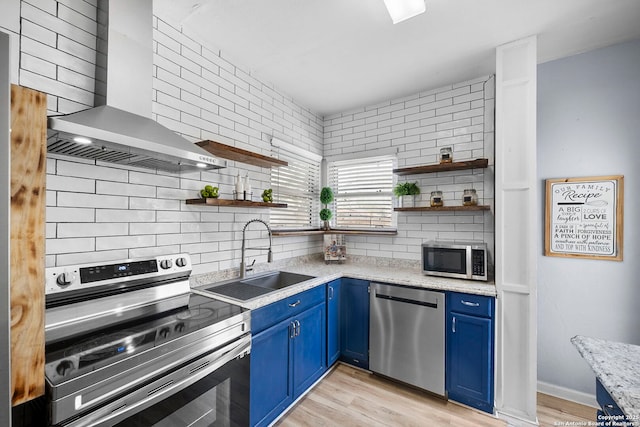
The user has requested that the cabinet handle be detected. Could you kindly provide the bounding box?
[289,300,301,307]
[452,316,456,333]
[295,320,301,337]
[461,300,480,307]
[290,322,296,338]
[329,286,334,299]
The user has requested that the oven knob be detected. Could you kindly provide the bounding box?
[159,259,173,270]
[56,272,75,287]
[56,360,74,377]
[175,257,187,268]
[158,327,171,339]
[174,322,185,333]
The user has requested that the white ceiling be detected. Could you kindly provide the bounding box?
[154,0,640,116]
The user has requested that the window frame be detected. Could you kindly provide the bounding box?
[327,154,397,231]
[269,138,322,230]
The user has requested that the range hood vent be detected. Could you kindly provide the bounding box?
[46,0,226,173]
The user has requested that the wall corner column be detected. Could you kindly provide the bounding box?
[494,35,539,425]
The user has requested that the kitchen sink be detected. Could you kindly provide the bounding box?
[242,271,315,290]
[203,271,315,301]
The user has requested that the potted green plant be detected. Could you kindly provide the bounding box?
[319,187,334,230]
[393,182,420,208]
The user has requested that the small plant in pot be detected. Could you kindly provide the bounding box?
[393,182,420,208]
[319,187,334,230]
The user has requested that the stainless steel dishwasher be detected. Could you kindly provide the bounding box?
[369,282,445,395]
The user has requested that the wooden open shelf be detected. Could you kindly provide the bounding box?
[196,140,288,168]
[394,205,491,212]
[186,198,287,208]
[272,229,398,237]
[393,158,488,176]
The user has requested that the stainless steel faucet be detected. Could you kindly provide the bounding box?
[240,219,273,278]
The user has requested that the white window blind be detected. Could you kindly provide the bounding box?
[270,141,321,229]
[328,155,395,229]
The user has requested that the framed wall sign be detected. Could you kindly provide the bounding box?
[545,175,623,261]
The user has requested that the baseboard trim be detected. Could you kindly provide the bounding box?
[496,410,539,426]
[537,381,598,408]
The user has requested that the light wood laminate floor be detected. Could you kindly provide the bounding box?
[276,364,596,427]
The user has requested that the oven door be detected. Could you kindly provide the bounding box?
[422,246,470,279]
[60,334,250,427]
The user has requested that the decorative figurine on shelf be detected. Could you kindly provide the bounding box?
[319,186,334,230]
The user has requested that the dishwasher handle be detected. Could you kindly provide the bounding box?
[374,292,438,309]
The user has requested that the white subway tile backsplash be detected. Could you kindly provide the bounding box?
[56,159,128,182]
[47,237,95,254]
[96,235,156,251]
[58,222,127,238]
[58,192,129,209]
[95,209,155,223]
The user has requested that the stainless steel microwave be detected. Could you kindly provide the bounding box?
[422,241,488,281]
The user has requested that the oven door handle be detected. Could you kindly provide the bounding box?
[66,334,251,427]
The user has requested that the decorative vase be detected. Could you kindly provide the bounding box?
[401,195,415,208]
[323,220,330,231]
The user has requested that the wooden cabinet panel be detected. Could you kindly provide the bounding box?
[10,84,46,406]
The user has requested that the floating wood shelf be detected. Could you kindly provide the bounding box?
[393,158,489,176]
[272,229,398,237]
[394,205,491,212]
[196,140,288,168]
[186,198,288,208]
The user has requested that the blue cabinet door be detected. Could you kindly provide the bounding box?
[292,302,327,397]
[446,311,494,413]
[340,278,369,369]
[326,279,341,367]
[250,317,294,427]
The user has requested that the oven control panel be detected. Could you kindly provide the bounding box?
[45,254,192,296]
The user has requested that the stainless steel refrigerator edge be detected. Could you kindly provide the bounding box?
[0,29,12,427]
[369,283,445,395]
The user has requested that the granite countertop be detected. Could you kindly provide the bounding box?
[572,335,640,425]
[191,254,497,309]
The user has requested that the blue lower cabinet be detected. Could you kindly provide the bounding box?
[250,318,293,427]
[446,292,495,414]
[340,278,369,369]
[326,279,341,367]
[250,287,327,427]
[292,303,326,396]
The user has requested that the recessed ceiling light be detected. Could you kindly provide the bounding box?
[383,0,426,24]
[73,136,92,144]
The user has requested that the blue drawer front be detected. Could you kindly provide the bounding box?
[448,292,493,318]
[252,285,326,334]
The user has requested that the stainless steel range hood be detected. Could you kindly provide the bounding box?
[47,0,225,173]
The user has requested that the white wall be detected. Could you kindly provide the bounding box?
[12,0,324,274]
[537,38,640,400]
[323,76,495,264]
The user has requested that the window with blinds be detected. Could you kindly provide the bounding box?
[270,142,321,229]
[328,155,395,229]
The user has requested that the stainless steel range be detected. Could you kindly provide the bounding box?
[44,254,250,427]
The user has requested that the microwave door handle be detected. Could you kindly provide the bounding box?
[466,247,473,278]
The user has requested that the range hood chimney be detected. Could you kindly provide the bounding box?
[47,0,226,173]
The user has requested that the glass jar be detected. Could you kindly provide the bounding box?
[430,190,444,207]
[462,189,478,206]
[439,147,453,164]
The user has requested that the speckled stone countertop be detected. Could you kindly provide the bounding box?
[572,335,640,425]
[191,254,496,309]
